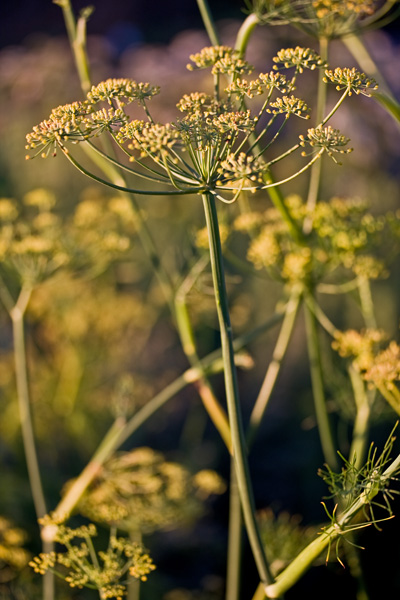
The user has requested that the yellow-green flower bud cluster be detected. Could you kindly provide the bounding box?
[187,46,253,76]
[273,46,328,73]
[236,196,389,285]
[267,95,310,118]
[299,125,352,162]
[324,67,378,96]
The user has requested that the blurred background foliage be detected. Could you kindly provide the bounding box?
[0,1,399,599]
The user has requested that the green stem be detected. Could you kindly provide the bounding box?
[235,13,260,55]
[10,286,47,520]
[202,192,273,587]
[247,288,301,447]
[54,0,92,94]
[196,0,220,45]
[303,290,338,470]
[225,459,243,600]
[348,366,371,470]
[357,276,377,329]
[8,285,54,600]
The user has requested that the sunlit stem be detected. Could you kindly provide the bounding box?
[348,366,371,470]
[247,288,302,447]
[88,138,170,182]
[175,260,233,453]
[3,282,54,600]
[262,450,400,598]
[357,276,377,329]
[303,289,338,470]
[235,13,260,56]
[202,192,273,586]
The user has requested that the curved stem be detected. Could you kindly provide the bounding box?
[202,192,273,587]
[247,288,302,447]
[235,13,260,55]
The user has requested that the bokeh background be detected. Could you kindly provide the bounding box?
[0,1,400,599]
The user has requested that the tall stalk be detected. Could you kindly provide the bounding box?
[202,192,273,588]
[0,280,54,600]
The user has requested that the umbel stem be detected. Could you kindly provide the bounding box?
[201,192,273,587]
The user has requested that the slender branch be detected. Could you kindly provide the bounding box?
[303,290,338,470]
[247,288,302,447]
[196,0,220,45]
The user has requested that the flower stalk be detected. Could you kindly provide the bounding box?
[202,192,273,586]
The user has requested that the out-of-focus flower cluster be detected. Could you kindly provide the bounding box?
[333,329,400,415]
[246,0,389,38]
[0,516,30,579]
[234,195,391,286]
[257,508,321,575]
[71,447,226,534]
[0,189,135,287]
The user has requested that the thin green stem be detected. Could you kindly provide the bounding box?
[348,366,371,470]
[303,290,338,470]
[196,0,220,45]
[6,284,54,600]
[247,288,302,447]
[10,285,47,520]
[175,268,233,452]
[202,192,273,587]
[225,460,243,600]
[357,276,377,329]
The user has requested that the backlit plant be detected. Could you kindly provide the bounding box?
[2,0,399,599]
